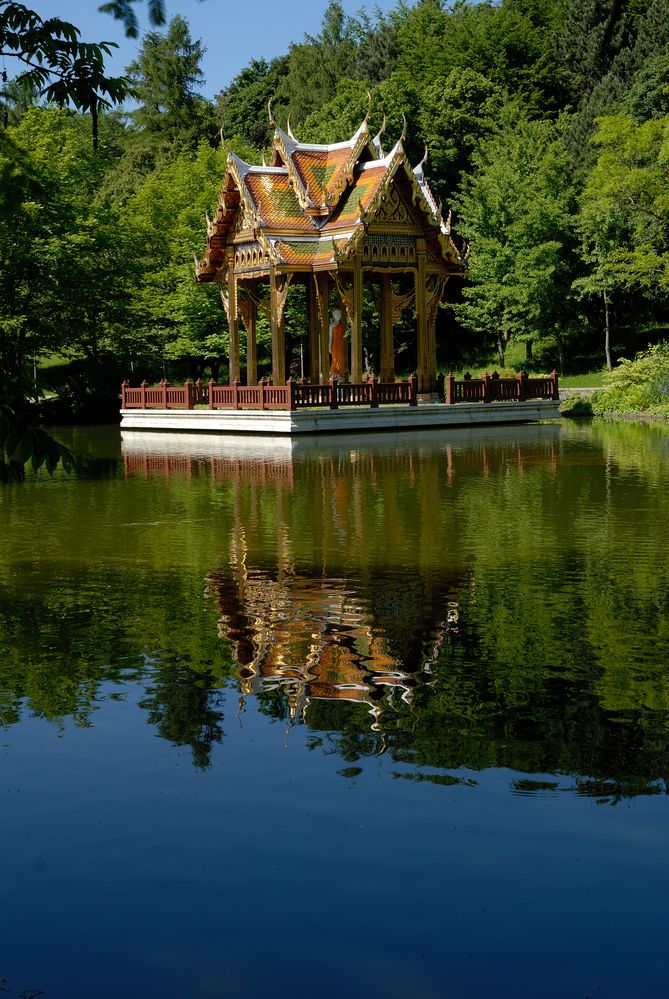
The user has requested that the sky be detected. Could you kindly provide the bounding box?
[21,0,401,100]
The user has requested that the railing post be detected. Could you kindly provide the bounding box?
[121,380,129,409]
[370,373,379,408]
[140,379,148,409]
[259,377,266,412]
[287,376,296,411]
[329,376,338,410]
[517,369,527,401]
[550,369,559,400]
[233,378,240,411]
[160,378,168,408]
[482,372,491,403]
[446,373,455,405]
[184,378,193,409]
[409,372,418,407]
[208,378,216,410]
[194,378,203,405]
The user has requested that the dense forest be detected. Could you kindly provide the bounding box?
[2,0,669,422]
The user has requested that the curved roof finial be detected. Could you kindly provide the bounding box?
[419,143,429,168]
[267,99,276,127]
[286,115,296,140]
[400,113,407,144]
[372,113,387,159]
[365,90,372,124]
[219,126,226,149]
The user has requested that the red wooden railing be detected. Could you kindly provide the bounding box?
[445,370,559,404]
[121,371,557,411]
[121,374,418,411]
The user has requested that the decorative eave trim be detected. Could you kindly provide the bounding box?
[226,151,268,230]
[273,127,317,212]
[323,120,372,208]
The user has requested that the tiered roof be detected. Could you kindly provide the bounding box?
[196,116,464,281]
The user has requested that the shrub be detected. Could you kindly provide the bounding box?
[591,343,669,415]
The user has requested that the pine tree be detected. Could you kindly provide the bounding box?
[127,15,216,155]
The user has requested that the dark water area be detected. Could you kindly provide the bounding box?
[1,420,668,997]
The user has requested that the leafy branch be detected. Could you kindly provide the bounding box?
[0,2,132,147]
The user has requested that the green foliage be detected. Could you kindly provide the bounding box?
[418,67,504,197]
[127,14,217,158]
[215,57,289,150]
[0,1,131,148]
[454,113,580,368]
[578,113,669,293]
[115,142,227,376]
[282,0,360,123]
[591,341,669,414]
[0,373,76,481]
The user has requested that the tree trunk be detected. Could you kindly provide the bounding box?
[497,333,506,369]
[525,339,533,364]
[555,333,566,375]
[603,290,612,371]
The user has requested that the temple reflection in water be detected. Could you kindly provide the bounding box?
[123,425,560,732]
[207,565,461,730]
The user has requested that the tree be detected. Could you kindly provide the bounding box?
[126,14,216,157]
[577,113,669,327]
[0,1,131,149]
[454,113,580,370]
[116,142,227,378]
[418,68,504,198]
[215,57,289,151]
[282,0,360,123]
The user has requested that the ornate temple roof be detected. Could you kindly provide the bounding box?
[196,116,465,281]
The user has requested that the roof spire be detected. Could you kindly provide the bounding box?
[413,144,429,181]
[267,99,276,127]
[365,90,372,125]
[400,113,407,144]
[372,113,387,159]
[286,115,296,140]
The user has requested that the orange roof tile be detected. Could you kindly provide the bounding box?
[290,146,353,207]
[244,170,317,232]
[323,163,388,230]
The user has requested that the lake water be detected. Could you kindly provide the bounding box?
[1,419,668,998]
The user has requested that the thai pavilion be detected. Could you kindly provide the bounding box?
[195,111,466,398]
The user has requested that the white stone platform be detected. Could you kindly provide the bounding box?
[120,399,560,436]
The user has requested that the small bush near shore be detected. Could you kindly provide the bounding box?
[590,343,669,416]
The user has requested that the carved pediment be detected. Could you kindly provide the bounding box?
[367,184,419,229]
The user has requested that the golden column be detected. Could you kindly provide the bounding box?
[415,237,431,396]
[228,261,240,385]
[242,284,258,386]
[307,275,320,382]
[270,265,285,384]
[379,273,394,383]
[316,273,330,385]
[351,254,363,383]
